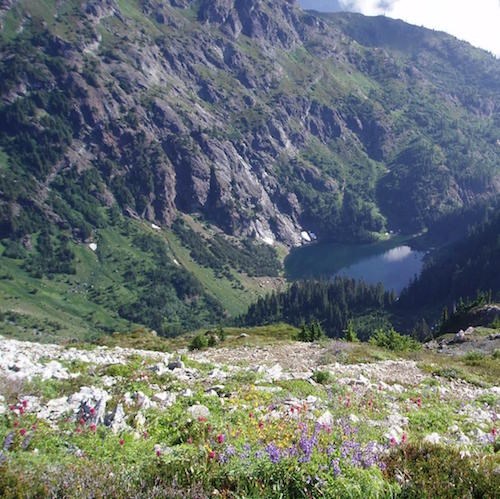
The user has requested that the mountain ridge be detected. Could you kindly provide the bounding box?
[1,0,499,245]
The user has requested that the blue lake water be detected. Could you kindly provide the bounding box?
[335,245,425,293]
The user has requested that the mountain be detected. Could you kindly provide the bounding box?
[0,0,499,338]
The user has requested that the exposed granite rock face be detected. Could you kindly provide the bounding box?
[1,0,499,248]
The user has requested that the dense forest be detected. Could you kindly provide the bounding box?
[239,278,396,339]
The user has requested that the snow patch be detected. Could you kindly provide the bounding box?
[300,231,312,242]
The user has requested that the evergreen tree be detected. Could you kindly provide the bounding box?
[344,321,359,342]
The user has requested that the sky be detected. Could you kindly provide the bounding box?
[299,0,500,57]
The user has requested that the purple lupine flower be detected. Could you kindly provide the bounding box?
[361,441,382,469]
[225,444,236,457]
[21,433,33,450]
[340,440,358,459]
[3,432,14,451]
[265,443,281,464]
[330,458,341,477]
[239,443,251,459]
[299,434,314,455]
[351,449,363,467]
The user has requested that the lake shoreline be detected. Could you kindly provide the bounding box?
[285,234,427,293]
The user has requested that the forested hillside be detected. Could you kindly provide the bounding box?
[397,211,500,317]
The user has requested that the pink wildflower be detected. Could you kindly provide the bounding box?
[21,400,28,408]
[89,407,96,416]
[208,450,216,460]
[89,423,97,432]
[119,438,125,446]
[216,434,225,444]
[19,428,27,436]
[389,437,397,447]
[401,432,408,444]
[198,416,207,423]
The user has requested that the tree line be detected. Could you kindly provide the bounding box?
[238,277,396,338]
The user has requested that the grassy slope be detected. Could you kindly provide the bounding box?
[0,217,276,341]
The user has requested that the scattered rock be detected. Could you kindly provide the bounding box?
[262,363,283,382]
[317,410,334,427]
[134,411,146,429]
[423,432,442,444]
[135,391,155,410]
[187,404,210,420]
[453,330,467,343]
[208,368,227,380]
[152,391,177,407]
[107,403,127,433]
[181,388,194,397]
[168,358,185,370]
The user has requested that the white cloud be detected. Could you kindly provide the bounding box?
[339,0,500,56]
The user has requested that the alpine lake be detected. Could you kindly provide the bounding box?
[285,235,426,294]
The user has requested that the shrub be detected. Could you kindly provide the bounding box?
[216,326,226,342]
[311,370,332,384]
[369,328,421,352]
[297,320,324,342]
[189,334,208,351]
[206,333,217,348]
[464,351,486,365]
[344,321,359,342]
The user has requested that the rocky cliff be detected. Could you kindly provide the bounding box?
[1,0,499,247]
